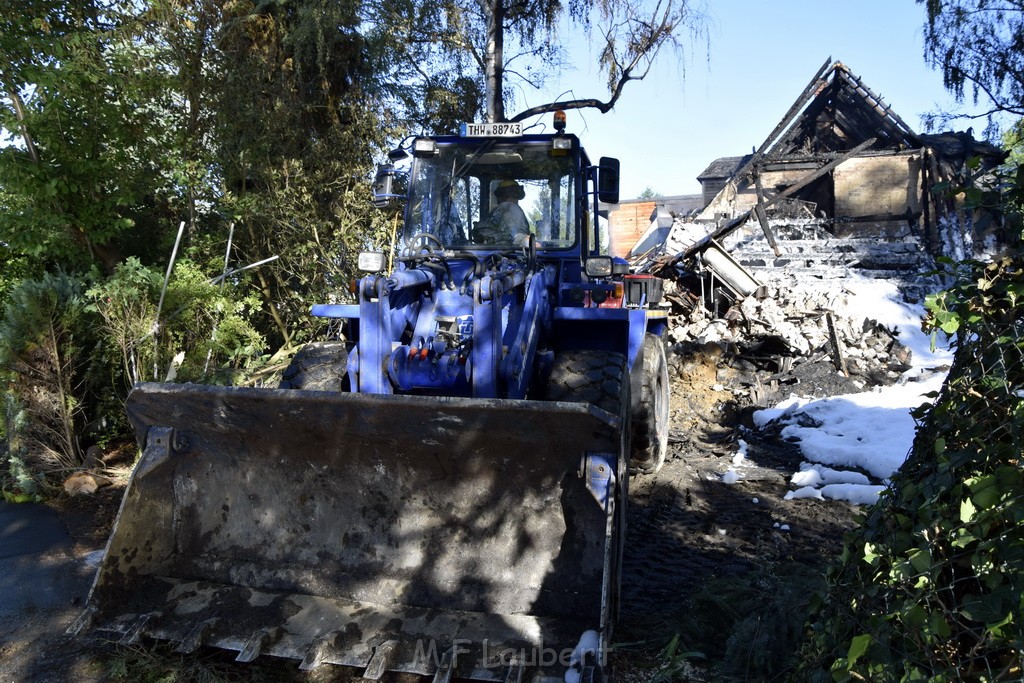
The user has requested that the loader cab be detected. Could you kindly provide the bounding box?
[396,134,585,253]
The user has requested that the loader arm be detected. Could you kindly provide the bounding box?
[500,265,554,398]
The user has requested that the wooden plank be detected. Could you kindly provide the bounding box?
[826,313,848,376]
[921,149,934,252]
[753,172,781,257]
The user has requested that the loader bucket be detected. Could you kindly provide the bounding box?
[73,383,625,681]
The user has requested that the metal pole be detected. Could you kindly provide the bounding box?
[209,255,280,285]
[204,224,235,376]
[154,220,186,380]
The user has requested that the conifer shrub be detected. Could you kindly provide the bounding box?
[0,271,94,480]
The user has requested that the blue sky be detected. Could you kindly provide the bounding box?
[524,1,987,198]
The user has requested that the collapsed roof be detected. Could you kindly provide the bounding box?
[764,59,920,157]
[642,58,1007,276]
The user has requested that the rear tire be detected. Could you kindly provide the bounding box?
[630,333,669,475]
[279,341,351,392]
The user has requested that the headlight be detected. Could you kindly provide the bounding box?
[413,138,437,156]
[358,251,386,272]
[585,256,613,278]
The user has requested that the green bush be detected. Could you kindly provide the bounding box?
[0,259,268,493]
[2,453,44,503]
[2,394,44,502]
[87,257,266,389]
[156,259,266,382]
[797,256,1024,682]
[86,257,162,391]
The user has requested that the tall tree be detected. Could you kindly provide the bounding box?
[0,0,180,272]
[136,0,223,239]
[919,0,1024,122]
[1,0,394,346]
[368,0,708,128]
[214,0,394,347]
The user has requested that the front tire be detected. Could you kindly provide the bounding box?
[545,350,629,633]
[279,341,351,392]
[544,350,628,416]
[630,333,670,474]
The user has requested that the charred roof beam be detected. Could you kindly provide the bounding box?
[834,68,920,144]
[731,57,835,184]
[675,137,877,263]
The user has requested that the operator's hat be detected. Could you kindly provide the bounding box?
[495,179,526,200]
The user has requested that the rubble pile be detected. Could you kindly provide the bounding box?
[698,208,938,295]
[642,214,942,311]
[663,276,918,406]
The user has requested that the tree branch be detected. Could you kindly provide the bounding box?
[509,1,676,122]
[503,67,543,89]
[4,88,40,164]
[960,67,1024,116]
[510,95,615,121]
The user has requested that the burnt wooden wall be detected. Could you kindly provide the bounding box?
[697,151,924,241]
[607,201,656,258]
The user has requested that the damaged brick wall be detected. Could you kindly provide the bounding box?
[833,154,922,238]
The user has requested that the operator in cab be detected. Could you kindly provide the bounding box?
[485,179,536,247]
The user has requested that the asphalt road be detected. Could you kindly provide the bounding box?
[0,501,97,681]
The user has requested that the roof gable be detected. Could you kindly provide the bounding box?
[697,155,750,180]
[768,62,920,156]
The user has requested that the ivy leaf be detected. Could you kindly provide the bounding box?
[846,634,871,666]
[951,529,978,549]
[929,610,952,638]
[968,474,1002,509]
[908,549,933,575]
[960,497,977,523]
[962,589,1013,625]
[863,542,878,564]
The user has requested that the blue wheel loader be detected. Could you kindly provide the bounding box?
[72,114,671,682]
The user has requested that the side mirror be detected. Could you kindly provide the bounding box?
[372,164,408,209]
[597,157,620,205]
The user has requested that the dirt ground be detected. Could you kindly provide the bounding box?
[612,347,864,680]
[1,348,868,682]
[623,346,862,615]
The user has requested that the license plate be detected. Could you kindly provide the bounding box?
[460,122,522,137]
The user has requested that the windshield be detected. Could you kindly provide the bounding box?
[405,142,577,250]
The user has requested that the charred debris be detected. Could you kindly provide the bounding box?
[621,59,1007,404]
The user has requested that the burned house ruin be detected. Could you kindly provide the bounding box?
[636,58,1006,301]
[631,59,1007,387]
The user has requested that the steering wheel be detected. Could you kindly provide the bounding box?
[407,232,445,254]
